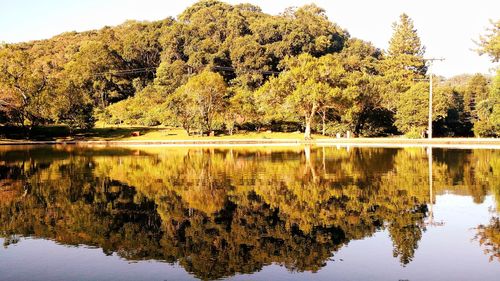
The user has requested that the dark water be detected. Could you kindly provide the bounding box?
[0,145,499,281]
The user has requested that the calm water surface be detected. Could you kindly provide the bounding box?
[0,145,499,281]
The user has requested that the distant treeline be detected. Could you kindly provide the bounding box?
[0,0,498,138]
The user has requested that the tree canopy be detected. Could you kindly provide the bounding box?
[0,1,498,138]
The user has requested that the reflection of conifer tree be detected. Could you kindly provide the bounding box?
[379,148,430,264]
[388,206,427,265]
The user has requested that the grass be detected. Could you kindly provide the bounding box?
[90,127,330,141]
[0,125,325,141]
[1,125,499,145]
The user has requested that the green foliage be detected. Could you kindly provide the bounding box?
[477,19,500,62]
[388,14,425,59]
[256,53,346,139]
[0,46,53,126]
[105,85,163,126]
[405,128,423,139]
[62,40,130,108]
[0,1,495,138]
[473,70,500,137]
[382,14,426,111]
[225,86,259,134]
[432,85,472,137]
[394,82,429,136]
[394,81,450,137]
[462,74,490,122]
[166,71,227,134]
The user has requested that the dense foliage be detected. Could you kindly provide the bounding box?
[0,1,498,137]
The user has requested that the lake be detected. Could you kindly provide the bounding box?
[0,145,499,281]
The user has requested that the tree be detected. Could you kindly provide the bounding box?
[256,54,345,139]
[463,74,490,122]
[225,87,259,134]
[335,39,391,136]
[115,19,173,70]
[474,20,500,137]
[0,46,52,126]
[164,88,198,135]
[474,69,500,137]
[167,71,227,134]
[394,82,449,137]
[154,60,191,94]
[476,19,500,62]
[382,13,426,111]
[394,83,428,136]
[54,80,95,131]
[432,85,473,137]
[62,40,128,109]
[229,35,270,89]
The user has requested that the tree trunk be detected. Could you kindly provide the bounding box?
[304,117,312,140]
[322,110,326,136]
[304,105,317,140]
[354,111,365,136]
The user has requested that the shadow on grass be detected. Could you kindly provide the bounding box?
[0,126,165,141]
[84,127,166,140]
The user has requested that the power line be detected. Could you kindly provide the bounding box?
[212,65,280,75]
[93,67,156,77]
[93,65,281,77]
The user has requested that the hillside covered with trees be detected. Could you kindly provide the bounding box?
[0,0,498,138]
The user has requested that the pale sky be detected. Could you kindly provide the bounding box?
[0,0,498,77]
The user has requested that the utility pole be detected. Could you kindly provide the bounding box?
[424,58,444,139]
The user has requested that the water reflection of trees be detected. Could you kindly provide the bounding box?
[0,146,499,280]
[477,217,500,262]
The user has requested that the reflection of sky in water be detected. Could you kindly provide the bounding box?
[1,194,499,281]
[0,239,196,281]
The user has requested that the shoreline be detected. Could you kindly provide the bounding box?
[1,138,500,149]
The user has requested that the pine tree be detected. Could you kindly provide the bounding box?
[382,13,426,111]
[388,14,425,60]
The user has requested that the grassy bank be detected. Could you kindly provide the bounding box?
[0,125,319,141]
[1,126,499,147]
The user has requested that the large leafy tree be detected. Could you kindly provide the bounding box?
[225,86,259,134]
[256,54,345,139]
[394,82,449,137]
[0,46,53,126]
[167,71,227,134]
[462,74,490,122]
[335,38,391,136]
[474,19,500,137]
[62,40,129,109]
[474,69,500,137]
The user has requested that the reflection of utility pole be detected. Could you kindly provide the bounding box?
[426,146,444,227]
[428,146,434,223]
[424,58,445,139]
